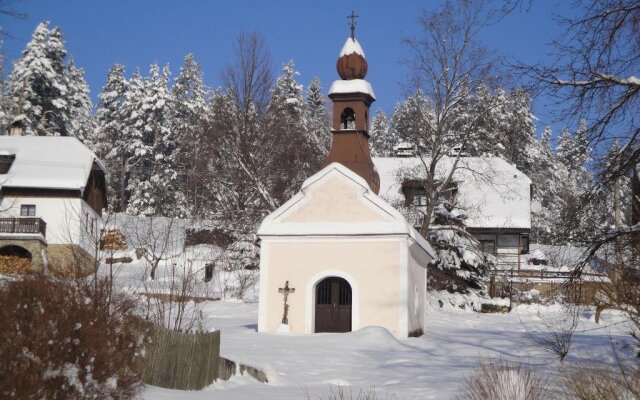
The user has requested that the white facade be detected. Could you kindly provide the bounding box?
[258,163,433,337]
[0,136,106,271]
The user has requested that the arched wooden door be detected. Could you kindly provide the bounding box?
[315,277,352,333]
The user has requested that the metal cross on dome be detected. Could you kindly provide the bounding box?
[278,281,295,325]
[348,10,359,39]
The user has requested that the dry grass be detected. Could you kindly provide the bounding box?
[458,359,548,400]
[561,362,640,400]
[306,386,396,400]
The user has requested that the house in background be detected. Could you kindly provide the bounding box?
[373,156,532,271]
[0,135,106,274]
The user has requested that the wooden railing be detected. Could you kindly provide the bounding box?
[0,218,47,238]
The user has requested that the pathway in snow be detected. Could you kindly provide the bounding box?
[145,301,633,400]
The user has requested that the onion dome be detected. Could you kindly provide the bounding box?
[336,37,368,80]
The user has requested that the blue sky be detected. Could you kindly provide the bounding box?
[3,0,577,137]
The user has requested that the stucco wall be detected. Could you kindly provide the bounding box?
[258,238,403,335]
[407,242,430,335]
[0,196,101,255]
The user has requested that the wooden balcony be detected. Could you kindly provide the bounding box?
[0,217,47,238]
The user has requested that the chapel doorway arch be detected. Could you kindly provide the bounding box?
[315,276,352,333]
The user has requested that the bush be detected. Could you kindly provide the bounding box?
[0,275,148,399]
[458,359,548,400]
[561,362,640,400]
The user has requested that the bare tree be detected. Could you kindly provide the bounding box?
[523,0,640,266]
[402,0,505,236]
[526,305,579,362]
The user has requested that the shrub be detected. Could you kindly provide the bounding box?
[561,362,640,400]
[0,275,148,399]
[458,359,548,400]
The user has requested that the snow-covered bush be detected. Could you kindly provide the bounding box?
[458,359,548,400]
[0,275,148,399]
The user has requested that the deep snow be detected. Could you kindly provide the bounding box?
[144,296,634,399]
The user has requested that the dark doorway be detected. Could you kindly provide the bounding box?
[315,277,352,333]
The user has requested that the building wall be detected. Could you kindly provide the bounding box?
[1,195,101,255]
[258,238,403,335]
[407,241,430,335]
[474,232,525,270]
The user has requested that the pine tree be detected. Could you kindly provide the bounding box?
[126,64,186,217]
[0,36,10,135]
[370,109,394,157]
[65,60,94,146]
[95,64,128,211]
[7,22,69,136]
[304,77,330,155]
[267,60,315,199]
[169,54,208,216]
[390,89,433,155]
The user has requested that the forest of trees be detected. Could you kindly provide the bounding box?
[0,13,635,289]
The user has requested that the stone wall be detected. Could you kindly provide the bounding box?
[0,238,96,276]
[47,244,96,276]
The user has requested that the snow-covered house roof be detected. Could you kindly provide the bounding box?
[0,136,106,192]
[258,162,435,257]
[373,156,532,230]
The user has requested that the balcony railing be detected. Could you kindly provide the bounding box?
[0,217,47,238]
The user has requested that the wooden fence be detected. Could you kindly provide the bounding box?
[141,327,220,390]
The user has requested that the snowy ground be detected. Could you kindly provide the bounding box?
[143,297,635,400]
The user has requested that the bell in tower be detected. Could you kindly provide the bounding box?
[322,12,380,194]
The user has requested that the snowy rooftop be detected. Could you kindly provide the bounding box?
[0,136,105,191]
[373,157,532,230]
[259,163,434,257]
[339,37,366,58]
[328,79,376,100]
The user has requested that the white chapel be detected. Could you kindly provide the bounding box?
[257,30,434,337]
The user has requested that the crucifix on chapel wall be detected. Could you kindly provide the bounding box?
[278,281,295,325]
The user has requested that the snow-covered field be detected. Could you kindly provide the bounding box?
[144,296,635,400]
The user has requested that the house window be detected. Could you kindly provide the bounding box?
[520,235,530,254]
[0,154,15,174]
[204,263,214,282]
[480,240,496,255]
[413,194,427,207]
[20,205,36,217]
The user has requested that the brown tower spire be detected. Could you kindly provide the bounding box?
[322,18,380,194]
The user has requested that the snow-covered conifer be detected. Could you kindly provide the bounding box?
[65,60,94,146]
[7,22,69,136]
[95,64,128,211]
[304,77,330,154]
[370,109,395,157]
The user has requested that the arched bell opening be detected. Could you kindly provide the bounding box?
[341,108,356,130]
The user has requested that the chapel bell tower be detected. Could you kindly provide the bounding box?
[322,12,380,194]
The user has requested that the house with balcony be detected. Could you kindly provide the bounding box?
[0,136,106,274]
[373,156,532,271]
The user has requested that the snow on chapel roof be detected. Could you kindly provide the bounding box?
[0,136,105,191]
[328,79,376,99]
[339,37,366,58]
[373,156,532,230]
[258,162,435,257]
